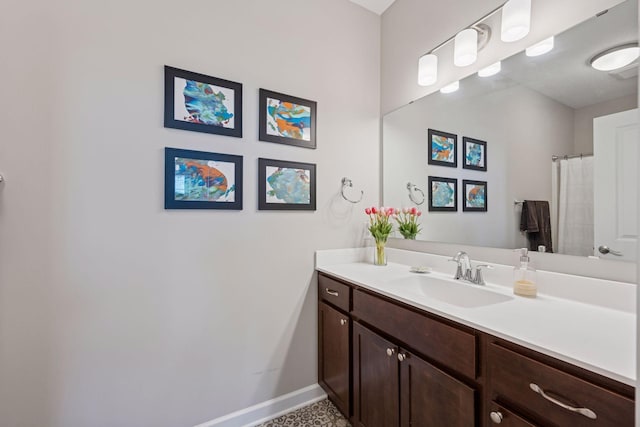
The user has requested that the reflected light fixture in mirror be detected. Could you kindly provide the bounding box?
[526,36,555,56]
[590,43,640,71]
[478,61,502,77]
[418,54,438,86]
[440,80,460,93]
[501,0,531,42]
[454,28,478,66]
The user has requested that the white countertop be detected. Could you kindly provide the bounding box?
[316,248,636,387]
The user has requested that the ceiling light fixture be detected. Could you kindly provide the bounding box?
[418,54,438,86]
[440,81,460,94]
[526,36,554,57]
[590,43,640,71]
[454,28,478,67]
[478,61,502,77]
[501,0,531,42]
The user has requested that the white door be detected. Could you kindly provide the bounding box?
[593,108,638,262]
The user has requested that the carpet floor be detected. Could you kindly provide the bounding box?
[256,399,350,427]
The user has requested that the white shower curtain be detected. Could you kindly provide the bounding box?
[551,156,594,256]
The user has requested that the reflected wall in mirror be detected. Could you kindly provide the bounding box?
[383,0,638,262]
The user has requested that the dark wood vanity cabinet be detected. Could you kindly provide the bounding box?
[317,272,634,427]
[318,302,350,417]
[353,322,475,427]
[318,275,352,417]
[486,340,635,427]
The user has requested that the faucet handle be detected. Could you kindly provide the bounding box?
[473,264,493,285]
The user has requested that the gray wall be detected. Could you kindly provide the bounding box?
[381,0,626,114]
[0,1,380,426]
[573,94,638,153]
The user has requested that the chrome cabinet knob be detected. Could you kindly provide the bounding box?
[340,319,348,326]
[397,353,408,362]
[386,348,395,357]
[489,411,503,424]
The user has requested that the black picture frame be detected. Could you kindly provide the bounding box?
[259,89,317,149]
[164,147,243,210]
[428,176,457,212]
[258,158,316,210]
[462,179,488,212]
[463,137,487,171]
[164,66,243,138]
[428,129,457,168]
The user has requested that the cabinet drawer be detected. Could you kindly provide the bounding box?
[489,343,634,427]
[318,274,351,312]
[353,289,477,379]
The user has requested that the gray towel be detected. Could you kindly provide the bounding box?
[520,201,553,253]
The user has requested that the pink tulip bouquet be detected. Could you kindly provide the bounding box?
[394,207,422,240]
[365,206,394,265]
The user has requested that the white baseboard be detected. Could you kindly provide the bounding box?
[193,384,327,427]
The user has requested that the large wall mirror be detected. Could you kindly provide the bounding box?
[383,0,638,263]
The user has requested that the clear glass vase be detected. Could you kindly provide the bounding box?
[374,241,387,266]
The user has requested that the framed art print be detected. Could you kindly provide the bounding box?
[462,179,487,212]
[258,158,316,210]
[259,89,317,149]
[428,129,457,168]
[463,137,487,171]
[165,147,243,210]
[164,66,243,138]
[428,176,457,212]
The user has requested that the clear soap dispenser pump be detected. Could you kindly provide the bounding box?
[513,248,537,297]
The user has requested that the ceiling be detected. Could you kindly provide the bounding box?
[349,0,396,15]
[426,0,638,110]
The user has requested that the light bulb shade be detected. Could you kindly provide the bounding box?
[526,36,554,57]
[590,44,640,71]
[418,54,438,86]
[440,81,460,94]
[478,61,502,77]
[454,29,478,67]
[501,0,531,42]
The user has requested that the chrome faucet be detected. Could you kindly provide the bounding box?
[449,251,492,286]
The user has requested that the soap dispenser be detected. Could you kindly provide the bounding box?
[513,248,537,297]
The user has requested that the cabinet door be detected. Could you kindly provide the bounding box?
[353,322,399,427]
[399,349,475,427]
[318,302,350,417]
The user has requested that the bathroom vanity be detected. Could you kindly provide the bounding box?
[316,248,635,427]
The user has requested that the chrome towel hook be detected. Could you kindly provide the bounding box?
[341,177,363,204]
[0,173,4,183]
[407,182,425,205]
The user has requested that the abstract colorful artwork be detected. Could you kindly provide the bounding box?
[463,137,487,171]
[258,158,316,210]
[165,148,243,210]
[164,66,242,138]
[428,176,457,212]
[259,89,317,149]
[428,129,457,168]
[463,180,487,212]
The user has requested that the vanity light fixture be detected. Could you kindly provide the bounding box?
[478,61,502,77]
[526,36,554,57]
[454,28,478,67]
[501,0,531,42]
[440,81,460,94]
[418,54,438,86]
[590,43,640,71]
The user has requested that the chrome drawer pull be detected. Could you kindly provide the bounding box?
[529,383,597,420]
[325,288,339,297]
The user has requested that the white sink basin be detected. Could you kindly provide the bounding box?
[388,275,514,308]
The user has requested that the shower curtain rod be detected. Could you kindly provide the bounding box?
[551,153,593,161]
